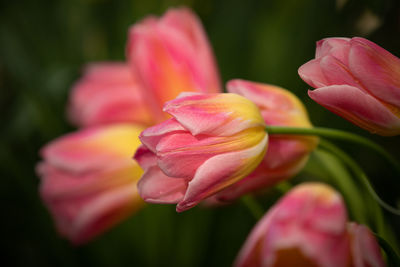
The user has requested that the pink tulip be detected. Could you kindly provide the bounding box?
[68,62,153,127]
[299,37,400,136]
[235,183,385,267]
[37,124,145,244]
[347,223,385,267]
[127,7,221,122]
[214,80,318,201]
[134,93,268,212]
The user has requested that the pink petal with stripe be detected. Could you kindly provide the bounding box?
[176,134,268,212]
[308,85,400,135]
[164,93,265,136]
[137,166,187,204]
[349,37,400,107]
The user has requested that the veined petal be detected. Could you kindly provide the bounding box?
[308,85,400,135]
[176,134,268,212]
[127,7,221,122]
[139,118,186,153]
[41,124,144,172]
[133,145,157,170]
[298,59,330,88]
[349,37,400,108]
[227,79,313,127]
[316,38,351,64]
[319,55,364,91]
[137,166,187,204]
[157,127,267,179]
[164,93,265,136]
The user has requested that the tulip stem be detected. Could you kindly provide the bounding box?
[319,139,400,215]
[241,195,264,220]
[265,126,400,176]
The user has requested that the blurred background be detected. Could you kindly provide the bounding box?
[1,0,399,266]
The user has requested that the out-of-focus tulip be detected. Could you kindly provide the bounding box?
[134,93,268,212]
[37,124,145,244]
[68,63,153,127]
[214,80,318,201]
[347,223,385,267]
[299,37,400,136]
[235,183,385,267]
[127,7,221,122]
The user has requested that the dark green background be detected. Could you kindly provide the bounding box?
[1,0,399,266]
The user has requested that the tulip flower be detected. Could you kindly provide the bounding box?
[213,80,318,201]
[134,93,268,212]
[235,183,385,267]
[299,37,400,136]
[68,62,153,127]
[127,7,221,122]
[37,124,145,244]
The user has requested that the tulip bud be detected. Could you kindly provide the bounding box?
[299,37,400,136]
[214,80,318,201]
[68,63,153,127]
[127,7,221,122]
[134,93,268,212]
[37,124,145,244]
[235,183,385,267]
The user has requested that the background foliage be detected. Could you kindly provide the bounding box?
[1,0,399,266]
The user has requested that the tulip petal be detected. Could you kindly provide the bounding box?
[133,145,157,170]
[68,63,153,127]
[347,223,385,267]
[41,124,144,172]
[38,161,143,244]
[234,208,278,267]
[349,37,400,108]
[227,79,313,127]
[309,85,400,135]
[139,118,186,153]
[137,166,187,204]
[298,59,330,88]
[176,134,268,212]
[319,55,364,90]
[127,8,221,122]
[316,38,351,64]
[156,127,267,179]
[164,93,265,136]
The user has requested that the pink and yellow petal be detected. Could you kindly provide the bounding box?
[227,79,313,127]
[176,134,268,212]
[41,124,145,171]
[164,93,265,136]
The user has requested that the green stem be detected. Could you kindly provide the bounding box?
[317,140,387,233]
[240,195,264,220]
[319,138,400,216]
[265,126,400,176]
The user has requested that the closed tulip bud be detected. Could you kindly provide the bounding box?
[214,80,318,201]
[68,63,153,127]
[299,37,400,136]
[37,124,145,244]
[134,93,268,212]
[127,7,221,122]
[235,183,385,267]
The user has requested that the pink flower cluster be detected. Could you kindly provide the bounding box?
[36,6,395,266]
